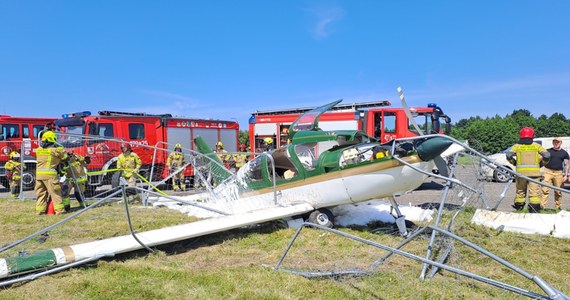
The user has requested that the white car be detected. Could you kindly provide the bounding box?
[480,148,515,183]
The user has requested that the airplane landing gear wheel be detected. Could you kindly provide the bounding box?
[308,208,334,228]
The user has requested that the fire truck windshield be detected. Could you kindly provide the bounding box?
[408,113,432,135]
[408,111,451,135]
[57,125,84,148]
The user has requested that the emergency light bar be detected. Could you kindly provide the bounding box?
[251,100,391,116]
[98,111,173,118]
[62,111,92,118]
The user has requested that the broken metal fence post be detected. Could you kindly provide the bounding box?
[419,151,459,279]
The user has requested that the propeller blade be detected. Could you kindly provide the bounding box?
[397,87,424,135]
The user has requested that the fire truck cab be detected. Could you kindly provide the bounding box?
[54,111,239,190]
[0,116,57,190]
[249,101,451,152]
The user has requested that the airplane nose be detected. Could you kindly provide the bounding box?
[415,136,453,161]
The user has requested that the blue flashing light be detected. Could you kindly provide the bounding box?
[248,115,256,124]
[427,103,437,108]
[62,111,92,118]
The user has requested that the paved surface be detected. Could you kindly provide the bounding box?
[398,164,570,213]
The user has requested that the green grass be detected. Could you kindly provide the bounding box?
[0,198,569,299]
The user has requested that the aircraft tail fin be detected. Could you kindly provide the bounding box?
[193,136,233,182]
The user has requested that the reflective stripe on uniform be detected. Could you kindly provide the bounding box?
[72,177,88,183]
[36,168,58,175]
[529,196,541,204]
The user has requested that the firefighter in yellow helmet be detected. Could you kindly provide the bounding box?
[506,127,550,213]
[117,143,142,202]
[233,144,249,171]
[263,137,274,152]
[34,130,68,215]
[215,141,232,168]
[166,143,186,191]
[5,151,23,198]
[61,153,90,209]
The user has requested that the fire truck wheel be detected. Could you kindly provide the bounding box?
[84,186,97,197]
[307,208,334,228]
[0,177,8,189]
[21,166,36,191]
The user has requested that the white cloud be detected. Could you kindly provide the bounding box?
[305,4,345,39]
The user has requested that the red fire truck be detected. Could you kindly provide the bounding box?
[0,115,57,190]
[248,101,451,152]
[53,111,239,191]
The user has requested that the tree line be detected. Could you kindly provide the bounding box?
[451,109,570,154]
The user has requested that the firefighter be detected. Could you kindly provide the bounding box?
[38,122,56,140]
[281,127,290,145]
[34,131,68,215]
[62,153,90,209]
[233,144,249,171]
[166,143,186,191]
[4,151,22,198]
[117,144,142,202]
[215,141,232,168]
[506,127,550,213]
[263,137,274,152]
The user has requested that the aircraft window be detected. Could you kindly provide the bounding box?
[295,144,317,171]
[316,140,338,156]
[128,124,145,140]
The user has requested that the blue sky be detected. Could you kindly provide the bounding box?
[1,1,569,129]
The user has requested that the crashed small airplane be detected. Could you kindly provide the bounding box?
[193,99,453,227]
[0,100,453,283]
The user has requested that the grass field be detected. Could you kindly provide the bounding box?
[0,198,569,299]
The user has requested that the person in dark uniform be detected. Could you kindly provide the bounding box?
[541,137,569,210]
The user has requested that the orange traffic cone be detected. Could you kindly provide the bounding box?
[46,198,55,215]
